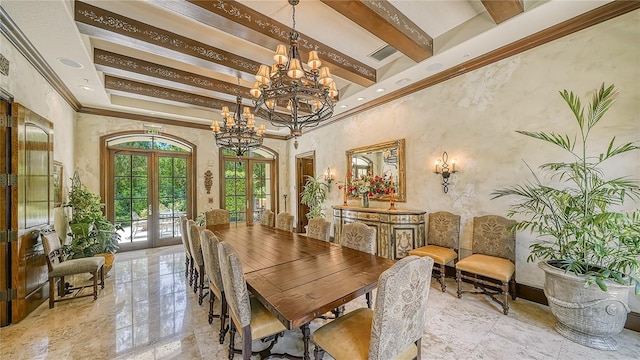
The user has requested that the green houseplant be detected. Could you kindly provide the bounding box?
[64,176,121,260]
[492,83,640,350]
[300,175,328,219]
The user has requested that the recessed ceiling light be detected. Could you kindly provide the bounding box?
[426,63,443,71]
[357,97,365,101]
[375,88,386,93]
[340,105,348,108]
[58,57,83,69]
[395,78,411,86]
[78,85,94,91]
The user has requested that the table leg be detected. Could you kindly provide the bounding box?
[301,323,311,360]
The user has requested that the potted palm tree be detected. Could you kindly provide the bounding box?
[492,83,640,350]
[300,175,328,219]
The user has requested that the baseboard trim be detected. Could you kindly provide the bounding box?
[515,283,639,332]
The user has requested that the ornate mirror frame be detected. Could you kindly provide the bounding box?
[346,138,406,202]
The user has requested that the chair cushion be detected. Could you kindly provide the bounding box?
[49,257,105,278]
[249,296,286,340]
[408,245,457,265]
[456,254,515,282]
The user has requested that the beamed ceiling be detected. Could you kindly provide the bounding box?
[1,0,639,139]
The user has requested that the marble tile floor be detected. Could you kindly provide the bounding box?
[1,245,638,360]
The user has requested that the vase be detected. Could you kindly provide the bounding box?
[361,194,369,208]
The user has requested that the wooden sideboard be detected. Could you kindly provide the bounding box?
[332,205,426,260]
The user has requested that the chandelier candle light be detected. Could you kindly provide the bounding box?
[211,79,266,156]
[252,0,339,148]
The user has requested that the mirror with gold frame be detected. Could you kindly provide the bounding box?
[345,138,406,202]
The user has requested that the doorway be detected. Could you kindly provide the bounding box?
[295,151,315,233]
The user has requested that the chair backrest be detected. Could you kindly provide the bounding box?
[306,217,331,241]
[188,220,204,266]
[218,241,252,329]
[340,222,376,254]
[206,209,230,226]
[427,211,460,250]
[179,216,191,256]
[200,229,224,292]
[42,231,63,271]
[369,255,434,360]
[260,209,275,227]
[275,212,294,232]
[472,215,516,262]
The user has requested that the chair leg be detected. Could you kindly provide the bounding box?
[185,253,190,279]
[193,268,199,294]
[456,269,462,298]
[198,266,206,305]
[510,278,517,300]
[314,345,325,360]
[100,265,105,289]
[49,278,55,308]
[60,276,66,297]
[208,292,216,324]
[220,294,228,344]
[438,263,447,292]
[228,321,236,360]
[502,281,510,315]
[366,291,372,309]
[92,270,98,300]
[189,257,194,286]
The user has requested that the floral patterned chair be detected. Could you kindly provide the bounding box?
[341,222,376,308]
[408,211,460,292]
[218,241,296,360]
[276,212,295,232]
[205,209,230,226]
[188,220,207,305]
[312,255,434,360]
[455,215,517,315]
[200,229,229,344]
[306,217,331,241]
[179,216,193,283]
[260,209,275,227]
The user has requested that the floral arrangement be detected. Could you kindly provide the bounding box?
[345,173,394,198]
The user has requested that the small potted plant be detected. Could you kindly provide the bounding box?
[492,83,639,350]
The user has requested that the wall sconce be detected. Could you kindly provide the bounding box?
[434,152,458,193]
[323,167,334,192]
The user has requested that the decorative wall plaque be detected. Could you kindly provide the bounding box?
[204,170,213,194]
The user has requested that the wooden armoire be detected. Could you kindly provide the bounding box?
[1,93,54,326]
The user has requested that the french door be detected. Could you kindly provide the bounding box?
[108,147,191,251]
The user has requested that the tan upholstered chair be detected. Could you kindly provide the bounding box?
[188,220,207,305]
[306,217,331,241]
[260,209,275,227]
[408,211,460,292]
[275,212,295,232]
[456,215,517,315]
[341,222,376,308]
[200,229,229,344]
[42,231,105,308]
[312,255,434,360]
[179,216,193,284]
[205,209,230,226]
[218,241,290,360]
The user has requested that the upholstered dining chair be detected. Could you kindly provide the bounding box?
[200,229,228,344]
[306,217,331,241]
[456,215,517,315]
[42,231,105,308]
[205,209,231,226]
[179,216,193,284]
[187,220,208,305]
[275,212,295,232]
[218,241,292,360]
[408,211,460,292]
[340,222,376,308]
[312,255,434,360]
[260,209,275,227]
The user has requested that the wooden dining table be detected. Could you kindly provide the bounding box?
[207,223,396,360]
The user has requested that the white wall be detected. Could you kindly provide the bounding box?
[291,10,640,309]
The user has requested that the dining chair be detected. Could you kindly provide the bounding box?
[275,212,295,232]
[187,220,208,305]
[306,217,331,241]
[340,222,376,308]
[206,209,231,226]
[260,209,275,227]
[456,215,517,315]
[42,230,105,308]
[179,216,193,284]
[408,211,460,292]
[312,255,434,360]
[200,229,229,344]
[218,241,293,360]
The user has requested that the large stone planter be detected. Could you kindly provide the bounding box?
[539,260,632,350]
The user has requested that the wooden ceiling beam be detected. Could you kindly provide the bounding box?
[481,0,524,24]
[152,0,376,87]
[320,0,433,63]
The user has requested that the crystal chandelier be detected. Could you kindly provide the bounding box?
[251,0,339,144]
[211,79,266,156]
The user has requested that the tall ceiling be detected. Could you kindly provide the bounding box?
[0,0,629,138]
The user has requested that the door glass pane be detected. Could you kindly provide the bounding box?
[252,162,272,223]
[114,154,149,244]
[158,156,187,239]
[225,160,247,223]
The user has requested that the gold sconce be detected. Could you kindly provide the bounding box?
[323,167,334,192]
[434,152,458,193]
